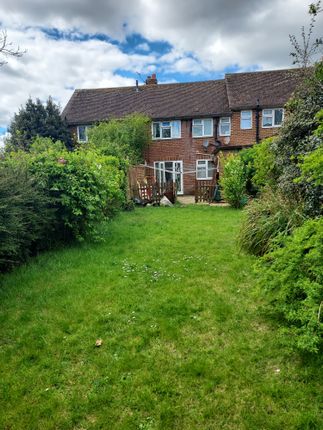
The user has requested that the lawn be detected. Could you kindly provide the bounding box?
[0,206,322,430]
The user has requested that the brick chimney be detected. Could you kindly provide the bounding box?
[145,73,158,85]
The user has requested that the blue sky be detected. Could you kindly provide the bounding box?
[0,0,320,142]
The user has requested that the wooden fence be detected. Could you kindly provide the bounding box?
[195,180,216,203]
[133,181,177,205]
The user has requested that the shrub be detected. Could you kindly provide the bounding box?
[0,163,53,271]
[220,154,247,208]
[240,138,279,197]
[257,218,323,353]
[6,139,126,242]
[239,188,304,256]
[88,113,151,164]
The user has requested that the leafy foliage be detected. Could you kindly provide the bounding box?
[88,113,151,164]
[0,162,53,271]
[25,140,126,241]
[271,64,323,216]
[7,97,72,151]
[220,154,247,208]
[239,188,305,256]
[257,218,323,353]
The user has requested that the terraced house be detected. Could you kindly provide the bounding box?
[62,68,301,195]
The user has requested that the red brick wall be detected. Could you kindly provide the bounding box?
[70,113,281,195]
[229,111,280,146]
[145,119,225,194]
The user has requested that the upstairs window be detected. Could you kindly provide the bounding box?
[219,117,231,136]
[262,108,284,128]
[192,118,213,137]
[77,125,90,142]
[196,159,214,180]
[240,110,252,129]
[152,120,181,139]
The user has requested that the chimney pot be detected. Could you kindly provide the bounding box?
[145,73,158,85]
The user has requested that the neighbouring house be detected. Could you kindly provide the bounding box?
[62,69,302,195]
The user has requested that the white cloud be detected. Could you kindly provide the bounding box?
[0,0,321,129]
[0,27,156,128]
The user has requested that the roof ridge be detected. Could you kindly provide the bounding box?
[74,78,226,92]
[225,66,300,77]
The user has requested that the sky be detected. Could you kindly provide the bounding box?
[0,0,321,143]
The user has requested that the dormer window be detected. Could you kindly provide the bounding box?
[152,121,181,139]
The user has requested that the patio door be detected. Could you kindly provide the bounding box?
[154,161,183,195]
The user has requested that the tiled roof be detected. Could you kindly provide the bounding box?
[62,80,230,125]
[62,68,302,125]
[225,68,301,110]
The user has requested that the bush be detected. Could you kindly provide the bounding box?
[257,218,323,353]
[0,163,53,271]
[239,188,304,256]
[220,154,247,208]
[88,113,151,164]
[6,138,126,242]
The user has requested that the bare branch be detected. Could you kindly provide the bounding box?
[289,1,323,68]
[0,29,26,67]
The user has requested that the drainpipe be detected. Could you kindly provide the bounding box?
[255,99,260,144]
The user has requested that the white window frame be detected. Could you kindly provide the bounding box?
[219,117,231,136]
[77,125,90,142]
[151,120,181,140]
[262,108,284,128]
[240,110,252,130]
[154,160,184,194]
[196,159,214,180]
[192,118,213,138]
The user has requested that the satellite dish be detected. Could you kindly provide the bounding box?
[203,140,209,151]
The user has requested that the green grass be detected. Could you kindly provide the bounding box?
[0,206,322,430]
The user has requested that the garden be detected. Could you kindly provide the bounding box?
[0,56,322,430]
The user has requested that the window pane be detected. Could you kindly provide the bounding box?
[161,127,171,138]
[196,160,207,179]
[203,119,213,136]
[263,116,273,127]
[241,111,252,129]
[274,109,283,125]
[153,122,160,138]
[162,121,170,127]
[241,119,251,129]
[193,125,203,137]
[221,117,230,124]
[263,109,272,115]
[220,124,230,135]
[171,120,181,138]
[78,126,87,141]
[241,110,251,119]
[193,119,202,125]
[207,161,214,178]
[197,167,206,179]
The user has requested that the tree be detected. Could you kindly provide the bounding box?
[88,113,151,164]
[0,29,25,67]
[289,1,323,68]
[7,97,72,151]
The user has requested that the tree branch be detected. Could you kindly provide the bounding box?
[0,29,26,67]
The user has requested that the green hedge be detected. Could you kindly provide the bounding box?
[0,138,126,271]
[257,218,323,353]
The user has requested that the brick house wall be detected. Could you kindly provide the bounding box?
[145,119,228,194]
[229,111,280,146]
[145,112,280,194]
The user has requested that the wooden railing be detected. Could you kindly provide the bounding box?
[195,180,216,203]
[133,181,177,205]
